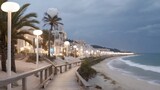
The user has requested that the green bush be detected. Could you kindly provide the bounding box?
[48,56,56,61]
[57,55,65,60]
[26,54,43,63]
[78,56,109,81]
[77,60,97,81]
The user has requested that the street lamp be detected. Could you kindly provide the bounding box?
[64,41,70,56]
[73,45,77,57]
[1,1,20,90]
[46,8,58,57]
[47,8,58,17]
[33,30,43,68]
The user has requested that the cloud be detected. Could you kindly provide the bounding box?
[127,24,160,35]
[10,0,160,53]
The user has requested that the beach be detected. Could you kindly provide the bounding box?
[91,56,160,90]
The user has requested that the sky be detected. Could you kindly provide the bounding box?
[10,0,160,53]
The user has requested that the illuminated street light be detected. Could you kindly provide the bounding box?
[33,30,43,68]
[47,8,58,17]
[64,41,70,56]
[1,2,20,90]
[73,45,77,57]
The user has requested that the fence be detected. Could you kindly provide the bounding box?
[0,57,81,90]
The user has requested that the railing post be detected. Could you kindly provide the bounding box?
[65,65,67,71]
[22,78,27,90]
[45,69,47,79]
[60,66,62,73]
[54,67,57,75]
[49,66,52,76]
[69,64,72,69]
[40,71,43,83]
[49,66,53,80]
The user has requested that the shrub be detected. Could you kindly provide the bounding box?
[57,55,65,60]
[26,54,43,63]
[77,60,97,81]
[48,56,56,61]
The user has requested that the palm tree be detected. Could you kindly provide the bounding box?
[41,30,54,51]
[43,12,63,57]
[0,0,9,71]
[11,3,39,72]
[0,3,39,72]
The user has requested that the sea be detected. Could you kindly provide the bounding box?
[107,53,160,85]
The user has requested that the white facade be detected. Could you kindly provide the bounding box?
[52,25,67,56]
[17,32,44,54]
[17,34,35,53]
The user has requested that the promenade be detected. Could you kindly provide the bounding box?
[0,57,83,90]
[45,67,83,90]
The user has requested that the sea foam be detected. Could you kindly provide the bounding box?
[107,56,160,85]
[119,58,160,74]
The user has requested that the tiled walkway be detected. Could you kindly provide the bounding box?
[45,67,83,90]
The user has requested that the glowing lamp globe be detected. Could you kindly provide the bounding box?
[64,41,70,46]
[33,30,43,36]
[47,8,58,17]
[73,45,77,48]
[1,2,20,12]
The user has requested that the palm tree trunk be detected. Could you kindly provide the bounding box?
[48,25,53,58]
[11,41,16,72]
[0,34,7,72]
[1,47,7,72]
[48,29,51,57]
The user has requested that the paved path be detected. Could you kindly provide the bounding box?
[45,67,83,90]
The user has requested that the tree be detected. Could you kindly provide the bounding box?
[41,30,54,51]
[0,3,39,72]
[43,12,63,57]
[0,0,9,72]
[11,3,39,72]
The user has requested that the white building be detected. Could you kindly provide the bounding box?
[52,25,67,56]
[17,30,44,54]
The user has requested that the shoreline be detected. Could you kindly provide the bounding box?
[92,56,160,90]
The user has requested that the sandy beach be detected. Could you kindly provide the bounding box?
[91,56,160,90]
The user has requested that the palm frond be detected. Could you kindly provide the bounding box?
[12,3,30,24]
[16,35,33,45]
[16,30,33,36]
[43,12,63,30]
[15,20,39,30]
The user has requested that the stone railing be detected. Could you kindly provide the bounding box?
[75,71,92,90]
[0,57,81,90]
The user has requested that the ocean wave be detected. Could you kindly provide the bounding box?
[120,59,160,74]
[107,59,134,74]
[107,57,160,85]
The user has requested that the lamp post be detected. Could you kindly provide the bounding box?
[64,41,70,56]
[1,2,20,90]
[46,8,58,57]
[73,45,77,57]
[33,30,43,68]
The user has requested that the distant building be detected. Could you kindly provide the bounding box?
[17,34,34,53]
[16,29,44,54]
[52,25,67,56]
